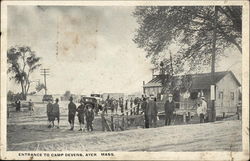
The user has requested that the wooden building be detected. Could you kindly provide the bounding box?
[143,71,241,117]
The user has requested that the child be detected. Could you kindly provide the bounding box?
[85,105,94,132]
[76,101,85,131]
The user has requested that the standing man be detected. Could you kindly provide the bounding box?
[52,98,60,128]
[28,99,34,115]
[76,101,86,131]
[47,98,53,128]
[15,99,21,112]
[146,95,158,128]
[164,94,175,126]
[125,99,128,115]
[141,97,149,128]
[119,97,124,114]
[130,98,133,115]
[114,99,118,114]
[28,99,34,112]
[110,99,114,114]
[68,96,77,130]
[104,100,108,114]
[197,96,207,123]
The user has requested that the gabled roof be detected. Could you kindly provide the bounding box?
[143,71,241,90]
[143,76,163,87]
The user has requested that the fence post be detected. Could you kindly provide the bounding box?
[126,113,129,127]
[111,115,114,131]
[101,113,105,131]
[183,112,186,123]
[122,116,125,130]
[188,112,191,123]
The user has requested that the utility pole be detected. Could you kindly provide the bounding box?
[40,68,50,95]
[56,16,59,57]
[210,6,218,122]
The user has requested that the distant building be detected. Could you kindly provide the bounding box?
[143,71,241,116]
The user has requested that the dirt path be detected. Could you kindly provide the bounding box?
[7,102,242,151]
[8,116,241,151]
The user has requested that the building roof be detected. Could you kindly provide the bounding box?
[143,71,241,90]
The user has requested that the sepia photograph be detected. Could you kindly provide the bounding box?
[1,0,249,160]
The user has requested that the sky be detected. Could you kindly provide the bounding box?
[7,6,242,95]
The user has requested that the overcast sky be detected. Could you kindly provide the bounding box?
[7,6,242,95]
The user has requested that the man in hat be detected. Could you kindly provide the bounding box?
[164,94,175,126]
[68,96,77,130]
[15,99,21,112]
[46,98,54,128]
[76,101,86,131]
[130,98,133,115]
[146,95,158,128]
[52,98,60,128]
[197,96,207,123]
[141,96,149,128]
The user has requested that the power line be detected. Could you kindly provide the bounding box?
[40,68,50,95]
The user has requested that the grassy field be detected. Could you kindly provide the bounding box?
[7,102,242,151]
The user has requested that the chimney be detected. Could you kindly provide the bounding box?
[143,81,145,94]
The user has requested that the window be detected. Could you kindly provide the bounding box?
[218,92,223,99]
[231,92,234,100]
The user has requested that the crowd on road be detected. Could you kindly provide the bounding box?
[46,96,95,131]
[11,93,208,132]
[46,96,144,132]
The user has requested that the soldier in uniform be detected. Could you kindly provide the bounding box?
[68,96,77,130]
[164,94,175,126]
[141,97,149,128]
[146,95,158,128]
[52,98,60,128]
[76,101,86,131]
[46,98,53,128]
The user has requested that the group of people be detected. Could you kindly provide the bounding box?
[102,97,142,116]
[14,99,34,112]
[46,94,208,131]
[46,97,95,131]
[141,94,175,128]
[141,93,208,128]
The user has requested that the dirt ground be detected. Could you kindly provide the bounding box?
[7,102,242,151]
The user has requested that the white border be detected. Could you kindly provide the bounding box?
[1,1,249,160]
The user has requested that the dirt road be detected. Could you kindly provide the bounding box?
[7,102,242,151]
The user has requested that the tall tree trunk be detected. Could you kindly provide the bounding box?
[20,81,25,100]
